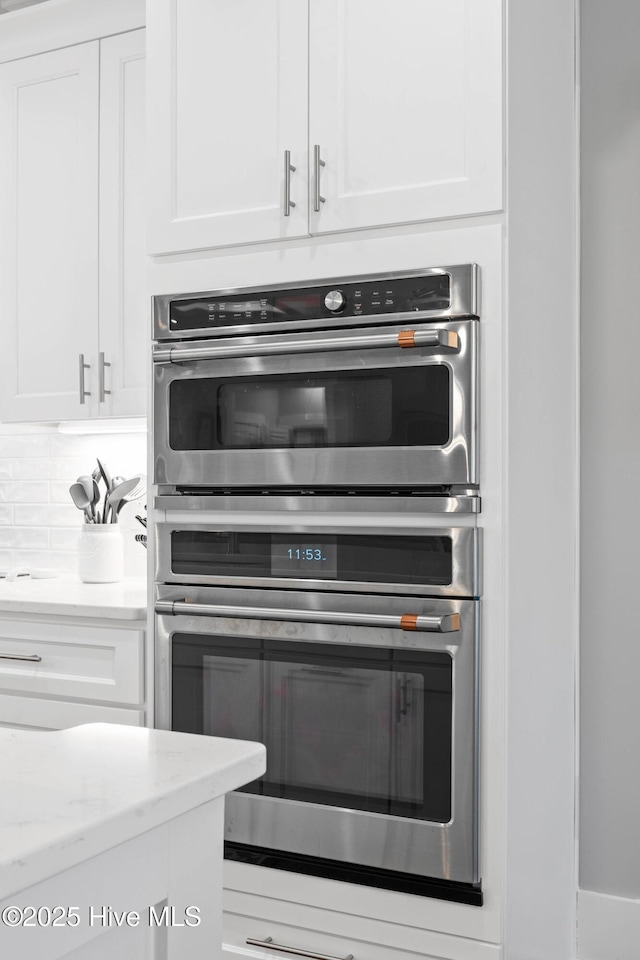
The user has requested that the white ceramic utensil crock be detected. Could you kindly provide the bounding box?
[78,524,124,583]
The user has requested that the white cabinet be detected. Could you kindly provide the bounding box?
[0,43,100,422]
[147,0,309,253]
[147,0,502,255]
[98,29,147,418]
[0,30,146,423]
[0,616,145,731]
[308,0,503,235]
[223,911,447,960]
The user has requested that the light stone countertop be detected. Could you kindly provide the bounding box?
[0,575,147,620]
[0,723,266,902]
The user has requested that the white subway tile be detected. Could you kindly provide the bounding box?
[0,506,13,525]
[48,435,99,457]
[50,481,71,504]
[0,481,49,503]
[0,528,49,549]
[0,462,13,480]
[13,458,90,481]
[49,432,146,466]
[124,529,148,578]
[0,434,51,458]
[41,552,77,575]
[14,504,81,527]
[13,549,62,571]
[0,549,14,569]
[50,528,81,551]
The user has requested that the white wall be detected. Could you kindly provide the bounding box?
[0,422,146,577]
[504,1,579,957]
[580,0,640,900]
[578,1,640,956]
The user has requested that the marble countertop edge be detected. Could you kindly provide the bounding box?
[0,724,266,902]
[0,576,148,620]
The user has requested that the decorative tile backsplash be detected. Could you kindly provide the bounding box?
[0,423,147,577]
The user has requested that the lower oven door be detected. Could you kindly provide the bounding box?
[155,585,479,889]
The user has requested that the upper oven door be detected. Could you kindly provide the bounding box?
[153,318,477,489]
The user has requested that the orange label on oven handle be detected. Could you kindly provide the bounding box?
[400,614,418,631]
[397,330,416,348]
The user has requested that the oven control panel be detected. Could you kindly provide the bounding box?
[168,273,454,333]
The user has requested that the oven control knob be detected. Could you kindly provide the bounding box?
[324,289,346,313]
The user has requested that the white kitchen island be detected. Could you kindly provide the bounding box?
[0,723,266,960]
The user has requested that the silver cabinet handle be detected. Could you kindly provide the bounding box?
[284,150,296,217]
[98,352,111,403]
[314,144,326,212]
[78,354,91,404]
[0,653,42,662]
[155,600,460,634]
[154,328,459,364]
[247,938,353,960]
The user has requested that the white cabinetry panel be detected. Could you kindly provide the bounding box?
[0,695,144,731]
[0,620,143,705]
[98,29,147,417]
[0,43,99,421]
[147,0,309,254]
[146,0,502,255]
[0,28,148,424]
[309,0,503,234]
[223,911,502,960]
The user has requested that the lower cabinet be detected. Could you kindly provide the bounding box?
[223,913,434,960]
[0,616,145,730]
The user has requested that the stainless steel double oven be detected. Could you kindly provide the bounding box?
[152,264,482,904]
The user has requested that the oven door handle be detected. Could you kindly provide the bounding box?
[152,328,459,364]
[154,599,461,633]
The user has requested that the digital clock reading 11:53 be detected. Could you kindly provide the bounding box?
[271,536,338,579]
[287,547,327,561]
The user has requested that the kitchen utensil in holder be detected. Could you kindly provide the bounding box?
[78,524,124,583]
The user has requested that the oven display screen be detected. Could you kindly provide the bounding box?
[273,292,323,318]
[271,536,338,579]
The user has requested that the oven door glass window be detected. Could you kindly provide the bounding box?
[172,634,452,822]
[168,366,450,451]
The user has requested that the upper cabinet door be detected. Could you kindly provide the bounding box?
[98,29,147,418]
[308,0,503,235]
[0,43,100,421]
[146,0,309,255]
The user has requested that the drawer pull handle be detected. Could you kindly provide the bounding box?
[313,144,326,211]
[284,150,296,217]
[247,937,354,960]
[78,353,91,404]
[0,653,42,662]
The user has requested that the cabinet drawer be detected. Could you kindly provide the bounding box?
[224,913,434,960]
[0,693,144,730]
[0,620,143,705]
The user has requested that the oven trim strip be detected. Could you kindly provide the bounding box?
[225,843,483,906]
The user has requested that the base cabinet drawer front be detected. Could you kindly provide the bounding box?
[0,621,143,705]
[224,914,443,960]
[0,693,144,730]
